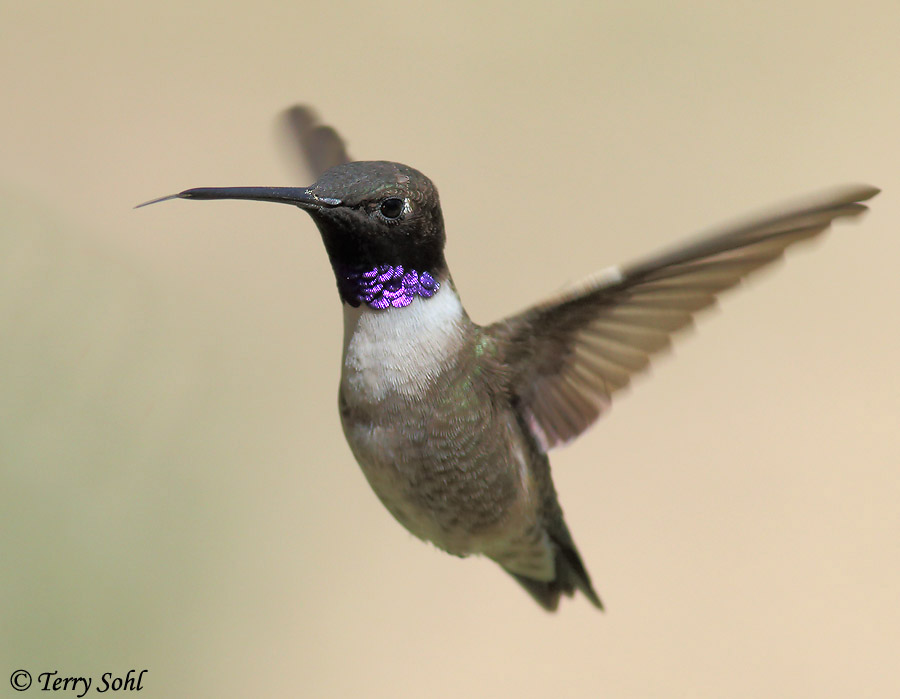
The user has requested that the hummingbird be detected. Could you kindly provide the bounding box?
[139,106,878,611]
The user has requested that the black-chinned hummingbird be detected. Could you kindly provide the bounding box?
[139,106,878,611]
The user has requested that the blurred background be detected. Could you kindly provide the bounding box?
[2,2,899,697]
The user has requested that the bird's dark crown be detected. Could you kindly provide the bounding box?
[308,161,447,276]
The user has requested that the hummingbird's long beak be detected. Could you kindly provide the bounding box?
[135,186,341,209]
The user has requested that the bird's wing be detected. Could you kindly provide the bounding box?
[486,185,878,452]
[278,105,352,180]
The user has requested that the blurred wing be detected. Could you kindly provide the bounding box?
[278,105,352,180]
[488,185,879,451]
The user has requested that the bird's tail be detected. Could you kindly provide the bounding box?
[505,534,603,612]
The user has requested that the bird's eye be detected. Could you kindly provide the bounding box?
[379,197,404,219]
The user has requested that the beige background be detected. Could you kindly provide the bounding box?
[2,2,899,697]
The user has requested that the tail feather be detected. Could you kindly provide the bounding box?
[505,540,603,612]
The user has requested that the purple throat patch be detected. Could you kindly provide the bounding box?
[337,265,439,309]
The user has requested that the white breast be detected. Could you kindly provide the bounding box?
[340,285,466,401]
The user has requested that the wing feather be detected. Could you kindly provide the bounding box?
[488,185,878,451]
[278,105,352,180]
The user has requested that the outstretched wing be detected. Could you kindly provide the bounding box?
[487,185,879,452]
[278,105,352,180]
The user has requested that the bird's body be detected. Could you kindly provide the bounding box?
[339,285,514,556]
[338,281,599,606]
[140,106,878,610]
